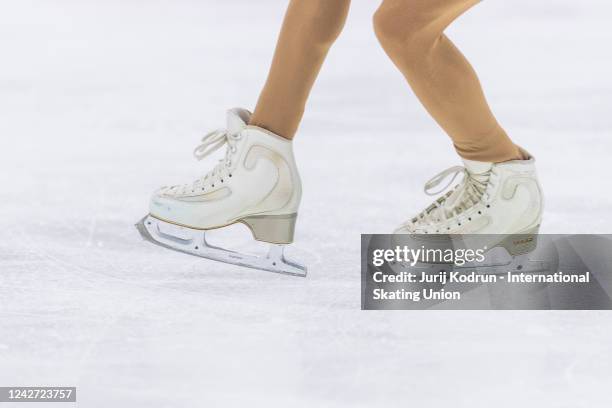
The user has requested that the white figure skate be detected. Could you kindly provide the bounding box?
[394,150,545,273]
[136,108,306,276]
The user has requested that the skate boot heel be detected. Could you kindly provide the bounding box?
[240,213,297,244]
[500,225,540,256]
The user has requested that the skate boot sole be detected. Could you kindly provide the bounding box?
[389,224,544,274]
[143,213,297,244]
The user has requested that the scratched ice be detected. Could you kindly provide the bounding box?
[1,1,611,406]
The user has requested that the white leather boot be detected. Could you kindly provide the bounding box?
[395,151,543,254]
[137,108,306,276]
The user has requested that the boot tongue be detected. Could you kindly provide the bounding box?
[462,159,493,176]
[226,108,251,135]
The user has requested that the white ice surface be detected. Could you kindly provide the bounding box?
[1,0,612,406]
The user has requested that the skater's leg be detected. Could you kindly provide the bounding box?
[373,0,523,162]
[249,0,351,139]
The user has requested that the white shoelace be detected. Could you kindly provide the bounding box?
[167,129,241,195]
[192,129,241,189]
[414,166,493,227]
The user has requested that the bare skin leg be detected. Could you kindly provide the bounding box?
[249,0,351,140]
[374,0,523,162]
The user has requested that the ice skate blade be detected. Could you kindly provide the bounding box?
[136,215,307,277]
